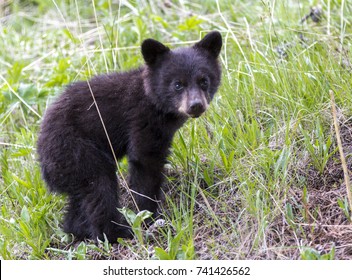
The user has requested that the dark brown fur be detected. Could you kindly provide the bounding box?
[37,31,222,242]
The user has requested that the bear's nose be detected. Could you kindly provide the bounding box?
[188,100,205,117]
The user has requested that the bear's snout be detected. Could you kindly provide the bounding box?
[186,89,209,118]
[187,99,205,118]
[177,88,209,118]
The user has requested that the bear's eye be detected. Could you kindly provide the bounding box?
[199,78,209,90]
[174,81,184,91]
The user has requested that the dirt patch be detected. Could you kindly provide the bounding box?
[273,115,352,259]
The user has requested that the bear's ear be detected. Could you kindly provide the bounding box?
[194,31,222,58]
[141,39,170,65]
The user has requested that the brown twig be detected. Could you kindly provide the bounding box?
[329,89,352,218]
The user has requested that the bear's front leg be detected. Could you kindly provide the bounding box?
[128,158,165,215]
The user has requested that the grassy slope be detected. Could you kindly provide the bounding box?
[0,0,352,259]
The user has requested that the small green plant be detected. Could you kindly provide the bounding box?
[337,197,351,221]
[300,246,335,260]
[118,207,153,245]
[178,16,204,32]
[300,121,337,174]
[45,58,72,87]
[154,228,195,260]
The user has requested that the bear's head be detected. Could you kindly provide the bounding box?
[142,31,222,118]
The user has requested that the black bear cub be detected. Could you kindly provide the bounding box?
[37,31,222,242]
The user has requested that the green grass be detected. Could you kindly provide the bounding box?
[1,0,352,259]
